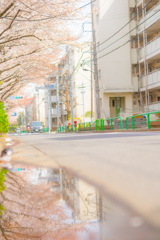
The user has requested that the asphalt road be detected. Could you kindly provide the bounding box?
[12,131,160,229]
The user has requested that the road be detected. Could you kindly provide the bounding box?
[12,131,160,230]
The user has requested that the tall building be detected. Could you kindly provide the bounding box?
[133,0,160,112]
[93,0,160,118]
[42,45,93,129]
[56,46,93,125]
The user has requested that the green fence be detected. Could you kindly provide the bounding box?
[126,111,160,130]
[55,111,160,133]
[43,128,49,132]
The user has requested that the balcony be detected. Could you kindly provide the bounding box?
[130,20,136,36]
[51,96,57,103]
[131,49,138,64]
[140,68,160,90]
[52,108,67,117]
[138,2,160,32]
[137,0,142,6]
[139,36,160,62]
[61,63,69,76]
[144,102,160,112]
[132,77,138,92]
[129,0,136,8]
[52,108,57,116]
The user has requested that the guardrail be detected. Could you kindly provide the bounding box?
[56,117,123,133]
[56,111,160,132]
[126,111,160,130]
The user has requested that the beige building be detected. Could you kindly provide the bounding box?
[133,0,160,112]
[93,0,160,118]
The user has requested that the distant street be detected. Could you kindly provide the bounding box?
[12,131,160,229]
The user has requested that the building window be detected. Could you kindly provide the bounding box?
[112,100,115,107]
[158,96,160,102]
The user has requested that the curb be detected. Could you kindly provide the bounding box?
[0,135,6,153]
[56,128,160,134]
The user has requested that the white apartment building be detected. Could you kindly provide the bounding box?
[58,46,93,123]
[133,0,160,112]
[93,0,160,118]
[72,47,93,122]
[44,79,68,129]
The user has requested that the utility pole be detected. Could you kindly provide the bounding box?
[56,66,60,127]
[49,89,52,132]
[91,0,100,119]
[60,63,65,125]
[80,82,86,122]
[91,45,93,121]
[25,106,28,131]
[34,97,36,121]
[35,87,40,121]
[68,48,74,125]
[38,89,40,121]
[143,0,148,111]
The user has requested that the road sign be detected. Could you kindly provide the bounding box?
[12,112,17,116]
[45,84,55,90]
[7,96,23,100]
[35,84,55,91]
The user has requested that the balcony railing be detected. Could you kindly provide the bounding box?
[139,36,160,60]
[144,102,160,112]
[140,68,160,88]
[138,2,160,32]
[52,108,67,116]
[137,0,142,5]
[52,108,57,116]
[51,96,57,103]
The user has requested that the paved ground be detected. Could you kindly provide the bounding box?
[11,131,160,230]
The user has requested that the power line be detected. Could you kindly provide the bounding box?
[1,0,96,22]
[98,8,159,58]
[98,6,159,55]
[97,0,153,48]
[82,0,154,51]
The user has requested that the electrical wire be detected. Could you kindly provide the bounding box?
[97,8,160,60]
[98,6,159,55]
[0,0,96,22]
[82,0,154,51]
[97,0,154,48]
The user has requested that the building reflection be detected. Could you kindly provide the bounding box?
[1,165,158,240]
[61,171,99,224]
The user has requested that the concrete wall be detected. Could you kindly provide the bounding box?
[95,0,133,91]
[93,0,134,118]
[72,47,94,121]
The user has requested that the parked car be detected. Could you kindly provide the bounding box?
[31,121,43,133]
[16,127,21,133]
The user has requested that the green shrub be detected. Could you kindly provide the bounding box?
[0,168,8,217]
[0,102,10,134]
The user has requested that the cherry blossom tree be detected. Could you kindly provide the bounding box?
[0,0,84,102]
[0,169,96,240]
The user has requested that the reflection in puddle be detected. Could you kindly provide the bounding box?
[0,163,160,240]
[0,164,99,240]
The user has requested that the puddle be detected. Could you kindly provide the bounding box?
[0,161,160,240]
[0,138,160,239]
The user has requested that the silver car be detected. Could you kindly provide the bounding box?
[31,121,43,133]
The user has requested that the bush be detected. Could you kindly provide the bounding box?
[0,102,10,134]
